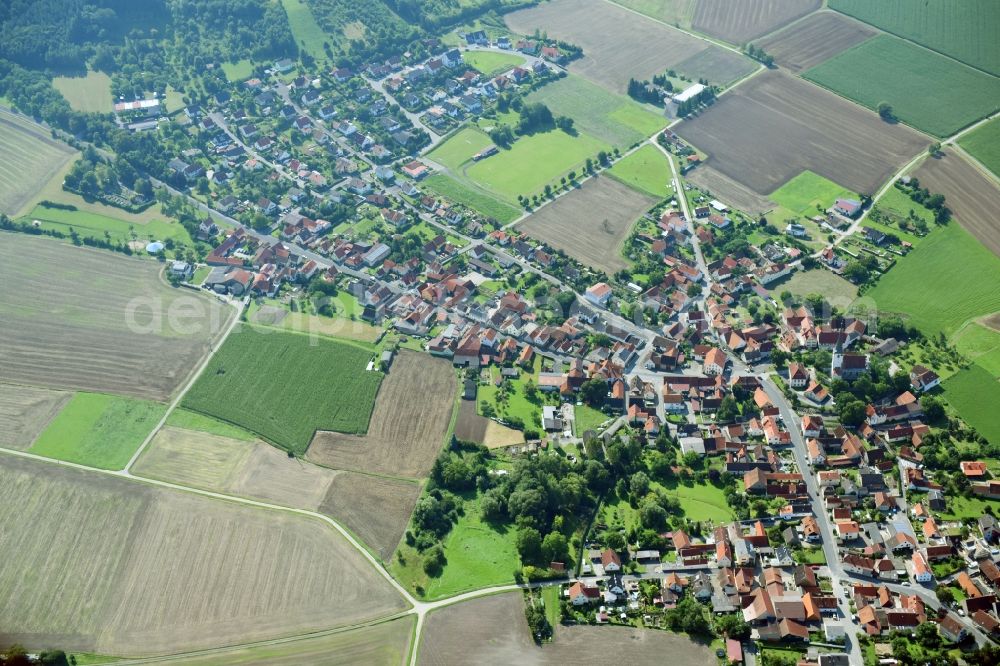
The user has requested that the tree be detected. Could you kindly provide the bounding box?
[480,400,496,418]
[516,526,543,563]
[580,378,607,406]
[928,142,941,156]
[877,101,895,121]
[541,531,568,563]
[915,621,941,649]
[422,544,446,576]
[840,399,867,427]
[922,396,945,422]
[524,602,552,643]
[666,596,711,635]
[718,395,738,422]
[715,613,751,639]
[606,531,626,551]
[630,471,650,498]
[935,585,955,605]
[639,501,668,530]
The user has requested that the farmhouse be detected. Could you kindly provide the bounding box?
[834,198,862,218]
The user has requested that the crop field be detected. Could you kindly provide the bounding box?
[768,269,858,307]
[0,456,406,656]
[944,366,1000,445]
[423,174,521,224]
[30,392,166,470]
[164,407,257,440]
[685,165,774,214]
[607,144,673,197]
[518,175,658,274]
[829,0,1000,77]
[914,150,1000,257]
[674,70,928,197]
[173,616,415,666]
[307,351,457,478]
[612,0,696,28]
[318,473,422,560]
[0,109,76,215]
[0,384,70,450]
[462,51,524,77]
[454,399,525,448]
[864,223,1000,337]
[804,35,1000,137]
[183,326,382,455]
[52,70,113,113]
[506,0,755,92]
[0,234,232,401]
[959,116,1000,178]
[22,202,194,246]
[692,0,820,45]
[281,0,328,60]
[756,10,877,73]
[426,127,494,170]
[525,75,667,147]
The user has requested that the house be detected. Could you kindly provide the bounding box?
[834,198,862,218]
[704,347,728,376]
[542,405,563,431]
[960,461,989,478]
[584,282,612,308]
[938,614,968,643]
[909,365,941,392]
[788,362,809,389]
[911,551,933,583]
[203,267,252,295]
[601,549,621,572]
[567,581,600,605]
[831,352,868,380]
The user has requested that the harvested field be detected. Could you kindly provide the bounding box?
[420,591,716,665]
[0,234,232,401]
[518,175,656,274]
[674,70,928,196]
[756,10,877,73]
[319,473,422,560]
[0,384,70,449]
[0,109,76,215]
[0,455,405,656]
[505,0,754,92]
[692,0,820,45]
[913,150,1000,258]
[454,399,524,449]
[308,351,457,479]
[684,165,774,214]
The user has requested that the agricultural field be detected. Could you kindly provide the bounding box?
[318,473,423,560]
[0,456,406,656]
[524,75,667,148]
[684,165,774,214]
[829,0,1000,76]
[954,322,1000,379]
[249,299,382,343]
[864,223,1000,337]
[691,0,820,45]
[914,150,1000,257]
[769,170,855,218]
[505,0,755,93]
[958,115,1000,178]
[183,326,382,455]
[612,0,697,29]
[768,269,858,308]
[756,10,877,73]
[52,70,113,113]
[426,127,494,170]
[607,144,673,197]
[454,399,525,449]
[462,51,525,77]
[164,407,257,441]
[518,175,657,274]
[803,35,1000,137]
[943,365,1000,445]
[307,351,457,478]
[30,392,166,470]
[0,109,76,215]
[0,234,232,401]
[422,173,521,224]
[21,202,194,246]
[674,70,928,197]
[0,384,70,450]
[280,0,328,60]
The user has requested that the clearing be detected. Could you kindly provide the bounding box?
[30,392,167,470]
[280,0,328,60]
[692,0,820,45]
[182,326,382,455]
[675,69,927,197]
[462,51,525,77]
[52,70,114,113]
[913,150,1000,258]
[0,234,232,401]
[454,399,525,449]
[221,59,254,81]
[756,10,877,73]
[607,144,673,197]
[518,175,656,274]
[803,34,1000,138]
[505,0,755,93]
[958,115,1000,179]
[0,384,70,450]
[307,350,457,479]
[0,109,76,215]
[0,456,406,657]
[768,269,858,309]
[943,365,1000,446]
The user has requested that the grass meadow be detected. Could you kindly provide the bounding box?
[769,170,854,216]
[606,144,673,197]
[954,323,1000,378]
[804,35,1000,137]
[164,408,258,441]
[221,59,254,81]
[958,115,1000,178]
[281,0,328,61]
[22,202,194,245]
[427,127,494,170]
[52,70,113,113]
[182,326,382,454]
[943,365,1000,445]
[462,51,525,77]
[422,173,520,223]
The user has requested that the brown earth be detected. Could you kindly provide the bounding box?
[319,473,423,561]
[756,10,878,73]
[674,70,929,197]
[692,0,820,45]
[0,234,232,401]
[454,399,525,449]
[307,350,458,479]
[505,0,754,92]
[684,165,775,214]
[0,383,70,449]
[914,149,1000,258]
[518,175,656,274]
[0,455,405,657]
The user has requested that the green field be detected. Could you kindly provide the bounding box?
[939,488,1000,521]
[864,223,1000,336]
[575,403,610,436]
[423,173,521,223]
[768,269,858,306]
[829,0,1000,76]
[944,365,1000,445]
[30,392,166,470]
[867,186,937,246]
[606,144,673,197]
[182,326,382,454]
[954,323,1000,378]
[281,0,328,60]
[769,170,854,216]
[164,408,258,441]
[668,481,734,523]
[427,127,495,170]
[804,35,1000,137]
[526,75,667,147]
[21,202,194,246]
[462,51,525,77]
[52,70,113,113]
[221,59,254,81]
[958,115,1000,178]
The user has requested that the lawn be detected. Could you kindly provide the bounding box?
[427,127,495,170]
[423,173,521,224]
[29,392,166,470]
[959,115,1000,178]
[606,144,673,197]
[466,129,609,201]
[52,70,113,113]
[164,408,258,441]
[182,326,382,454]
[221,59,254,81]
[462,51,525,77]
[479,366,547,431]
[864,223,1000,337]
[666,480,734,523]
[21,202,194,246]
[943,365,1000,446]
[795,546,827,565]
[768,269,858,306]
[281,0,328,60]
[804,34,1000,137]
[939,489,1000,521]
[575,403,610,436]
[769,170,854,217]
[954,323,1000,378]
